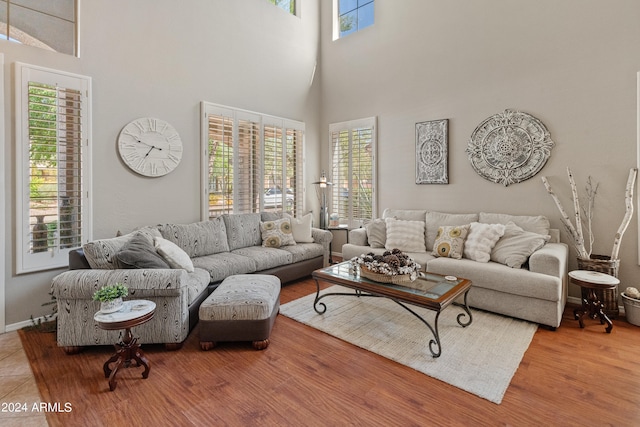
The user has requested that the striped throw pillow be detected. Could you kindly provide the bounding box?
[384,218,426,253]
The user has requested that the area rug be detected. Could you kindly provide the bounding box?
[279,285,538,404]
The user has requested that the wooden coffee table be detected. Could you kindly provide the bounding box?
[94,299,156,391]
[312,261,473,357]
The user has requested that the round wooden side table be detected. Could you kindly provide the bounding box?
[569,270,620,333]
[94,299,156,391]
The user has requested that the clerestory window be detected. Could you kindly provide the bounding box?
[335,0,374,39]
[267,0,296,16]
[0,0,77,56]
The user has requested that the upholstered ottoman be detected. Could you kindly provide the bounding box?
[199,274,280,350]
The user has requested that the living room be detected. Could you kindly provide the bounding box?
[1,0,640,425]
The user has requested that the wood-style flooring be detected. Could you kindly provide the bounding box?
[9,276,640,426]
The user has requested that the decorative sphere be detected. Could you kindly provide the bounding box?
[624,287,640,299]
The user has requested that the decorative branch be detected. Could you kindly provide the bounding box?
[567,168,586,257]
[541,172,589,259]
[611,168,638,260]
[582,176,598,256]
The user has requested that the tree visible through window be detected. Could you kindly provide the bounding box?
[267,0,296,15]
[17,64,91,273]
[338,0,374,38]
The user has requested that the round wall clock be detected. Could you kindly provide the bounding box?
[117,117,183,177]
[466,109,554,186]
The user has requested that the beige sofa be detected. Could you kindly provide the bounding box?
[341,209,568,328]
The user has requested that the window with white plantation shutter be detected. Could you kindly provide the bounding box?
[329,117,376,227]
[201,102,304,220]
[16,63,92,273]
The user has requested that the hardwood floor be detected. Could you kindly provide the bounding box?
[18,275,640,426]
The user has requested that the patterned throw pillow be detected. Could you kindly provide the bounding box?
[260,218,296,248]
[432,224,471,259]
[463,222,506,263]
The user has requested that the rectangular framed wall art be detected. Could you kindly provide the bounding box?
[416,119,448,184]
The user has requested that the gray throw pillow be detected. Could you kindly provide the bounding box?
[490,222,550,268]
[117,232,170,269]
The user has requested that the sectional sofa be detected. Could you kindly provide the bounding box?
[51,212,332,353]
[342,209,568,328]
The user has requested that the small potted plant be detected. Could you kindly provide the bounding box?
[93,283,128,314]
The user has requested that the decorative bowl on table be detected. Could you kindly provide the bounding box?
[351,249,421,284]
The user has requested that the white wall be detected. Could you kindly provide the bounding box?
[2,0,320,326]
[319,0,640,298]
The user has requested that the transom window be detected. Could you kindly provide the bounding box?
[336,0,374,39]
[0,0,77,56]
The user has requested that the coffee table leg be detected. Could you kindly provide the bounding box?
[456,290,473,327]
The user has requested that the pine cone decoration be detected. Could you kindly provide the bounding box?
[383,254,400,268]
[391,248,402,255]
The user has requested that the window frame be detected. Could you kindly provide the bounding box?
[267,0,298,16]
[15,62,92,274]
[329,116,377,228]
[200,102,305,220]
[333,0,375,40]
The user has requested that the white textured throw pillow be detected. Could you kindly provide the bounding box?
[384,218,426,252]
[285,213,314,243]
[154,236,195,272]
[463,222,506,262]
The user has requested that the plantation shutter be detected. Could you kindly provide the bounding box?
[17,64,92,273]
[202,102,304,219]
[329,117,376,227]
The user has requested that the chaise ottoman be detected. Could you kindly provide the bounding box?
[199,274,280,350]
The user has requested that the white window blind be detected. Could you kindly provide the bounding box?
[16,63,92,273]
[329,117,376,227]
[201,102,304,219]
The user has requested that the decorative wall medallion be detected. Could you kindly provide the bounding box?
[416,119,448,184]
[466,109,554,186]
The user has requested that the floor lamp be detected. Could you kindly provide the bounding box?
[312,171,332,229]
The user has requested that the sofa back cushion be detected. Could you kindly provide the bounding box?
[223,213,262,250]
[382,208,428,222]
[479,212,550,236]
[158,218,229,257]
[425,212,479,251]
[83,227,161,269]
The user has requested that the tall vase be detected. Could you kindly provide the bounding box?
[577,255,620,318]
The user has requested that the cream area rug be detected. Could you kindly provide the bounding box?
[280,285,537,404]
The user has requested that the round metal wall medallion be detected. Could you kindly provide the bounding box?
[466,109,554,186]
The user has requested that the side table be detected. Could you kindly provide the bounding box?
[94,299,156,391]
[328,225,351,264]
[569,270,620,333]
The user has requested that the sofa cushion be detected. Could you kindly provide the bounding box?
[280,242,325,263]
[384,218,426,252]
[155,236,195,272]
[231,246,293,271]
[432,224,470,259]
[425,212,479,251]
[365,218,386,248]
[192,252,258,283]
[116,231,170,269]
[260,218,296,248]
[382,208,428,222]
[223,213,262,251]
[158,218,229,257]
[463,222,506,263]
[490,222,551,268]
[479,212,550,236]
[83,227,161,270]
[185,268,212,305]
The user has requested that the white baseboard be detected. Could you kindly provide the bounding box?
[4,316,49,333]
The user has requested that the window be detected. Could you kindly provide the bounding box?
[201,102,304,219]
[329,117,376,227]
[0,0,77,56]
[335,0,374,39]
[267,0,296,16]
[16,63,92,273]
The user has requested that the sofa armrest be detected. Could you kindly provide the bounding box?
[51,268,190,300]
[311,228,333,266]
[349,228,368,246]
[528,243,568,279]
